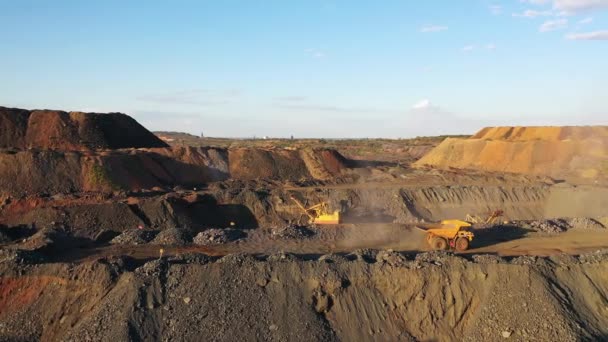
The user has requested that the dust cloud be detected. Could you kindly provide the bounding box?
[333,224,428,252]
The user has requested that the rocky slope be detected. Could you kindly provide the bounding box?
[415,126,608,181]
[1,252,608,341]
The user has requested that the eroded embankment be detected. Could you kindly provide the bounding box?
[1,253,608,341]
[0,147,346,196]
[0,261,119,342]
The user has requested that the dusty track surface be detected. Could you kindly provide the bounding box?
[45,226,608,263]
[468,230,608,256]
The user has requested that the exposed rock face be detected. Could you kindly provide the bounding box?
[415,126,608,181]
[0,106,169,150]
[2,253,608,341]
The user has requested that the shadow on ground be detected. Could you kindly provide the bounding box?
[471,224,531,249]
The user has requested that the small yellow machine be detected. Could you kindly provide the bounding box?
[417,219,474,251]
[290,196,341,225]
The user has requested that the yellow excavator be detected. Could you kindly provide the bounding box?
[466,209,507,225]
[417,219,474,251]
[290,195,341,225]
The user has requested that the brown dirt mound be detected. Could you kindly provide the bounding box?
[0,146,347,196]
[0,148,227,195]
[193,229,245,245]
[0,106,168,150]
[415,126,608,180]
[472,126,608,141]
[300,148,348,180]
[150,228,193,245]
[228,147,346,181]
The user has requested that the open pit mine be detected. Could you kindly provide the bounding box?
[1,106,608,341]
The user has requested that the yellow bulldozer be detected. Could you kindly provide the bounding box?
[290,195,341,225]
[417,219,474,251]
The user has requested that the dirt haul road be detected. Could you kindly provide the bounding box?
[58,226,608,263]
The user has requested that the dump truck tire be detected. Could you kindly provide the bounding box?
[455,237,469,251]
[431,237,448,250]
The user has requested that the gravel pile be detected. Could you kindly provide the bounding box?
[511,255,539,265]
[110,229,157,245]
[150,228,192,245]
[519,218,605,234]
[472,254,505,264]
[376,249,407,266]
[193,229,244,245]
[135,259,167,277]
[415,250,453,264]
[167,253,214,264]
[578,249,608,264]
[347,248,378,263]
[270,225,314,239]
[567,217,605,230]
[267,251,297,262]
[524,219,570,234]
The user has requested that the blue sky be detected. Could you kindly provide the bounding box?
[1,0,607,138]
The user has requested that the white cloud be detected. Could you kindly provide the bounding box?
[522,0,608,13]
[539,18,568,31]
[579,17,594,24]
[412,99,432,110]
[520,0,551,4]
[461,45,476,52]
[565,30,608,39]
[419,25,448,33]
[305,48,326,59]
[512,9,554,17]
[486,43,497,50]
[490,5,503,14]
[553,0,608,13]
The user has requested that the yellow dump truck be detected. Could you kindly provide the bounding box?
[417,219,474,251]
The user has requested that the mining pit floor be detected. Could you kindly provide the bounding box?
[50,226,608,263]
